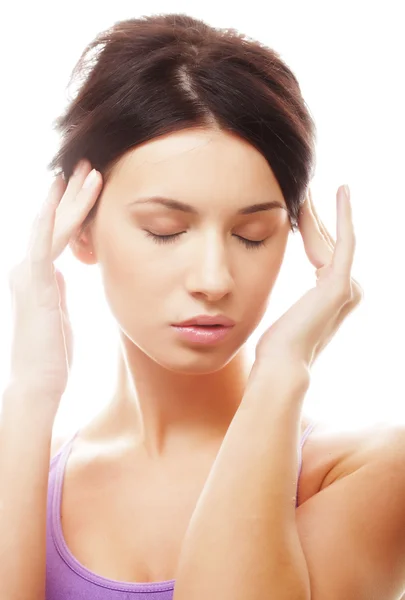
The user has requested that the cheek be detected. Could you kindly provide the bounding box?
[242,240,287,289]
[98,239,169,320]
[99,257,161,343]
[263,230,289,283]
[265,249,287,288]
[239,242,288,325]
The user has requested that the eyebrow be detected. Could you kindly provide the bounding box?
[129,196,286,215]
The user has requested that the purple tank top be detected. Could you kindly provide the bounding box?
[45,421,316,599]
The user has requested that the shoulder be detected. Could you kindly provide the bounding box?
[50,429,74,459]
[296,420,405,598]
[299,419,405,503]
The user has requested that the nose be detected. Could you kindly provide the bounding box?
[185,233,235,302]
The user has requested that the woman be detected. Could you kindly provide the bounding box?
[1,13,404,600]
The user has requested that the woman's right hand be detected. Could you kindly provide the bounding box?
[6,160,102,409]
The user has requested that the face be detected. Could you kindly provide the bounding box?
[77,128,291,373]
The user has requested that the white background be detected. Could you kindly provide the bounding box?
[0,1,403,436]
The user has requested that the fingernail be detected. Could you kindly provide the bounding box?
[82,168,98,189]
[343,184,350,200]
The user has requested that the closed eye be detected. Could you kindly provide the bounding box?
[144,231,268,250]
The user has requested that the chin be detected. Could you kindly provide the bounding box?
[149,343,243,375]
[125,324,251,375]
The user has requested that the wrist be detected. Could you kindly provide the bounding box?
[242,360,310,408]
[1,381,60,425]
[251,354,310,387]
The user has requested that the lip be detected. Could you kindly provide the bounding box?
[171,324,233,345]
[173,314,236,327]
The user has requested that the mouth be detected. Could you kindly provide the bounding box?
[173,314,236,327]
[171,323,234,344]
[190,324,223,327]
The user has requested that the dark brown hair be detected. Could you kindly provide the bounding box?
[48,12,317,235]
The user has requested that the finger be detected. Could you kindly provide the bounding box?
[332,185,356,278]
[299,191,334,269]
[307,187,335,249]
[27,176,67,282]
[57,159,92,209]
[310,187,362,300]
[51,168,101,261]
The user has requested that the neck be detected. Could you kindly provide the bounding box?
[98,333,254,459]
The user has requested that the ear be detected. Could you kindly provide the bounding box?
[68,227,98,265]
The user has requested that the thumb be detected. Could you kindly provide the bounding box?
[54,267,74,370]
[54,268,69,318]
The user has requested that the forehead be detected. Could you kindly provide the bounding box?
[107,128,286,211]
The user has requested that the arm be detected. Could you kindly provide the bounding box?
[294,424,405,599]
[173,366,311,600]
[0,161,99,599]
[0,383,59,600]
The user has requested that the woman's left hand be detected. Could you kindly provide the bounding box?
[254,185,363,373]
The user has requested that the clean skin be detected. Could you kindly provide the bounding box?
[71,127,298,461]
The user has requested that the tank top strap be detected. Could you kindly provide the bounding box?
[300,420,317,448]
[297,419,317,493]
[50,427,82,466]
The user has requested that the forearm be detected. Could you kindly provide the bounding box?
[173,366,311,600]
[0,383,58,600]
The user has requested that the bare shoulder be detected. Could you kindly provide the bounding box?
[295,421,405,598]
[299,419,405,504]
[50,429,73,459]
